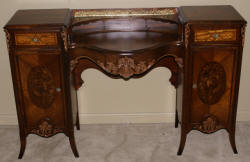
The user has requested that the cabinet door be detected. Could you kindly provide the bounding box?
[16,52,65,136]
[191,47,238,133]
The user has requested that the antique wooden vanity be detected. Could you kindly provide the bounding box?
[4,5,246,158]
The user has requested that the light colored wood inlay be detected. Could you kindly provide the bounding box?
[195,29,237,42]
[15,33,57,46]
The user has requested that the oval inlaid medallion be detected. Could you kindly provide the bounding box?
[27,66,56,109]
[197,62,226,105]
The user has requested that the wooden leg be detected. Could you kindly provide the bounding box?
[18,136,26,159]
[177,129,187,155]
[76,110,80,130]
[175,109,179,128]
[229,131,238,154]
[69,136,79,158]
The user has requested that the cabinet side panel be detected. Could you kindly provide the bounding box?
[191,47,236,126]
[16,53,66,128]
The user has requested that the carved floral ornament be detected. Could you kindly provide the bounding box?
[31,119,62,137]
[70,55,183,79]
[195,115,222,134]
[97,57,156,79]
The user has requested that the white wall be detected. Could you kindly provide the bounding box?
[0,0,249,125]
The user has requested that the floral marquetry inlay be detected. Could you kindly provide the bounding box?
[197,62,226,105]
[98,57,156,79]
[27,66,56,109]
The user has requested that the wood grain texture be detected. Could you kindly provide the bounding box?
[197,62,226,105]
[15,33,57,46]
[27,66,56,109]
[191,47,236,128]
[194,29,237,42]
[5,9,70,27]
[17,53,65,128]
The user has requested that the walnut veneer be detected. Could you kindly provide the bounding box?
[4,5,246,158]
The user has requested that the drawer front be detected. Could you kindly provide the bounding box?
[194,29,237,42]
[16,53,65,137]
[15,33,58,46]
[190,47,238,133]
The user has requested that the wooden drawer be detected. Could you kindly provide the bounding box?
[194,29,237,42]
[15,33,58,46]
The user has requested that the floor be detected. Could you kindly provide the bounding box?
[1,122,250,162]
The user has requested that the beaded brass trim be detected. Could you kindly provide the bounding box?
[73,8,177,18]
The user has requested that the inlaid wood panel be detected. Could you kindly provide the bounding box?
[15,33,58,46]
[191,47,237,133]
[16,53,65,129]
[194,29,237,42]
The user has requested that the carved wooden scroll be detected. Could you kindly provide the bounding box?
[31,119,63,138]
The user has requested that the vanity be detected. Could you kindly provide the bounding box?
[4,5,246,158]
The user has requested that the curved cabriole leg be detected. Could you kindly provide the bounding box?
[175,109,179,128]
[76,110,80,130]
[177,130,187,155]
[229,131,238,154]
[69,136,79,158]
[18,136,26,159]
